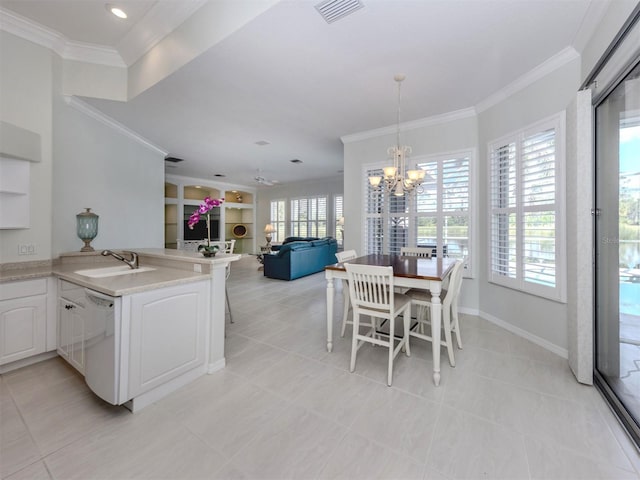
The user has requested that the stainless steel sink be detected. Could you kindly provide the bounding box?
[74,265,156,278]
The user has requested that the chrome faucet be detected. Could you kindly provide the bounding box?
[101,250,139,269]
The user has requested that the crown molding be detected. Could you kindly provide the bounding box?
[118,0,208,66]
[64,95,167,156]
[475,46,580,113]
[0,7,125,67]
[341,107,476,144]
[61,40,126,67]
[0,6,60,48]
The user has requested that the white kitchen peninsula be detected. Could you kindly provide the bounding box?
[2,248,240,412]
[134,248,240,378]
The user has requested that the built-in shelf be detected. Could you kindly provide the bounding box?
[164,179,255,254]
[0,157,30,229]
[0,122,41,230]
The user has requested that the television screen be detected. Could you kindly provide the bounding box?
[184,219,219,240]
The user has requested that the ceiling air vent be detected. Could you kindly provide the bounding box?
[315,0,364,24]
[164,156,184,163]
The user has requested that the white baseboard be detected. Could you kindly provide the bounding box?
[0,351,58,374]
[477,309,569,359]
[124,365,206,413]
[207,357,226,374]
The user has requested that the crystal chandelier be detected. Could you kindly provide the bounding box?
[369,74,426,196]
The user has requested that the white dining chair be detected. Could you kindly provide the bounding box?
[210,239,236,322]
[400,246,432,258]
[405,260,464,367]
[224,239,236,254]
[345,263,412,386]
[335,249,358,336]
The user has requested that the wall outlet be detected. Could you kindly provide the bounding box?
[18,243,36,255]
[193,263,202,273]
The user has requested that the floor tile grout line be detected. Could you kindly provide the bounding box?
[229,330,452,406]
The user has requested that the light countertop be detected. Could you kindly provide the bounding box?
[1,249,241,296]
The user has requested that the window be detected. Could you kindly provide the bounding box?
[364,167,385,254]
[489,114,565,301]
[290,196,327,237]
[416,153,471,265]
[334,195,344,246]
[269,199,286,242]
[363,150,473,273]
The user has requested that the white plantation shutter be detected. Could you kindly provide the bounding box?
[290,196,327,238]
[290,198,306,236]
[490,142,517,279]
[416,154,471,267]
[364,153,473,275]
[441,156,470,261]
[334,195,344,245]
[270,199,285,242]
[522,128,556,288]
[388,194,409,255]
[489,114,565,301]
[364,167,384,254]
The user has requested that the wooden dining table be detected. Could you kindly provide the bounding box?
[325,254,457,386]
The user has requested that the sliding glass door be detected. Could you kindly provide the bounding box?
[594,59,640,446]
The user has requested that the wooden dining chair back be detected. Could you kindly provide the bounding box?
[400,246,432,258]
[406,260,464,367]
[335,250,358,336]
[345,263,412,386]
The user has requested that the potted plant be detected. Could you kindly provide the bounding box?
[187,196,224,257]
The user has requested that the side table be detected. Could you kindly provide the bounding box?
[257,245,272,270]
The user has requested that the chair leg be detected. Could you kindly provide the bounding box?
[452,303,462,349]
[340,294,350,337]
[442,308,455,367]
[404,309,411,357]
[225,287,233,324]
[387,314,395,386]
[350,311,359,373]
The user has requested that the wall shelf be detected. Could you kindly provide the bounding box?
[164,178,256,254]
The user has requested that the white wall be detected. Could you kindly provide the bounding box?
[0,32,53,263]
[476,58,582,352]
[52,56,164,255]
[256,176,343,242]
[0,31,164,262]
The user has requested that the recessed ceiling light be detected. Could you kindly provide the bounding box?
[194,185,201,189]
[105,4,127,19]
[255,140,270,146]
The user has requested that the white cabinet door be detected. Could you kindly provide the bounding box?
[57,297,85,374]
[127,281,207,399]
[0,295,46,365]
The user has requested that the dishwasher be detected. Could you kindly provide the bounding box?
[84,288,119,405]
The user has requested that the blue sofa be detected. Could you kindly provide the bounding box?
[263,237,338,280]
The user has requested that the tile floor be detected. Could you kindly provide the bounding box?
[2,255,640,479]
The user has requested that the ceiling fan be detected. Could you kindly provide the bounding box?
[253,170,278,186]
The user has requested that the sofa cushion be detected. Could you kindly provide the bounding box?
[283,236,319,244]
[277,241,311,256]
